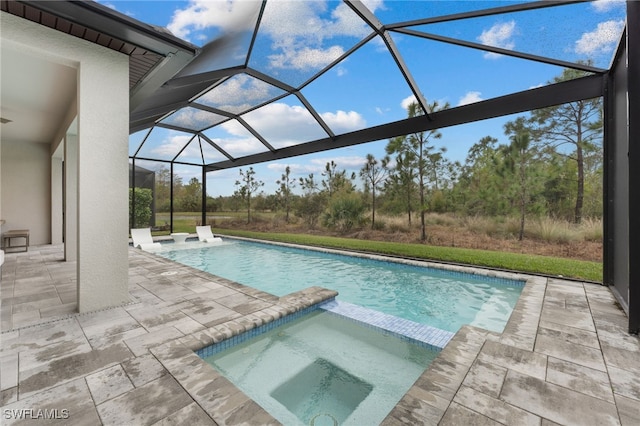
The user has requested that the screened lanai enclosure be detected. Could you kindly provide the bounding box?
[115,0,638,333]
[125,0,638,333]
[130,0,620,229]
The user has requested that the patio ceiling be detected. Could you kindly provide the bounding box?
[0,0,198,142]
[127,0,624,172]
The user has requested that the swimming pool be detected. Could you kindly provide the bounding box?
[159,239,524,333]
[199,308,438,425]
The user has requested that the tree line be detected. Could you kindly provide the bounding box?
[133,66,602,240]
[227,67,602,241]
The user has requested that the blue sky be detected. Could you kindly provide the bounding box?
[117,0,626,197]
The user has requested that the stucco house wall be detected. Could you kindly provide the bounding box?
[0,141,51,246]
[1,12,130,312]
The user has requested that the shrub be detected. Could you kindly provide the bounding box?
[271,213,299,227]
[295,193,326,228]
[429,190,446,213]
[528,217,580,243]
[323,192,367,233]
[504,217,522,237]
[579,218,603,242]
[129,187,153,228]
[372,219,386,231]
[249,213,270,225]
[380,215,410,232]
[464,216,498,236]
[425,213,459,227]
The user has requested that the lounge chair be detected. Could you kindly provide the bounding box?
[130,228,162,250]
[196,225,223,243]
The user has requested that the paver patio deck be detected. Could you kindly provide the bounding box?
[1,243,638,425]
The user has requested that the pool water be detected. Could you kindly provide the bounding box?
[201,310,437,425]
[160,240,523,333]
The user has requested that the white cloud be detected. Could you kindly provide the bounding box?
[400,95,450,113]
[592,0,626,13]
[310,155,367,170]
[575,20,625,56]
[266,161,315,175]
[231,76,276,102]
[149,131,231,163]
[266,156,367,177]
[167,0,260,40]
[457,91,483,106]
[328,1,378,37]
[221,102,365,150]
[150,134,196,158]
[401,94,417,110]
[320,110,366,133]
[238,103,327,147]
[258,0,373,71]
[361,0,385,14]
[201,120,275,157]
[217,135,269,156]
[478,21,516,59]
[173,165,201,179]
[268,45,345,70]
[169,0,383,73]
[260,0,375,44]
[335,66,348,77]
[167,108,223,130]
[267,163,306,174]
[197,75,276,112]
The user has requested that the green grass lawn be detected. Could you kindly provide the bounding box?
[153,212,248,234]
[212,228,603,283]
[147,212,602,282]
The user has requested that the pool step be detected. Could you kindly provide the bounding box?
[469,291,514,332]
[319,300,454,351]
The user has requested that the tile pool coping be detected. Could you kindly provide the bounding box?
[319,300,455,351]
[195,298,335,359]
[196,298,456,361]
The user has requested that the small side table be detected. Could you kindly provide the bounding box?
[170,232,189,244]
[3,229,29,252]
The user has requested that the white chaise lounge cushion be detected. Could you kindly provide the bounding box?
[130,228,162,250]
[196,226,223,243]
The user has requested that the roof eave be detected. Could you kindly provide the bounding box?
[22,0,198,56]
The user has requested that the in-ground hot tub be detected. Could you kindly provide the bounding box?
[198,307,438,425]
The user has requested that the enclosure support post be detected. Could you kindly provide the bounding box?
[627,0,639,334]
[170,162,174,234]
[202,166,207,227]
[603,75,611,287]
[131,158,136,229]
